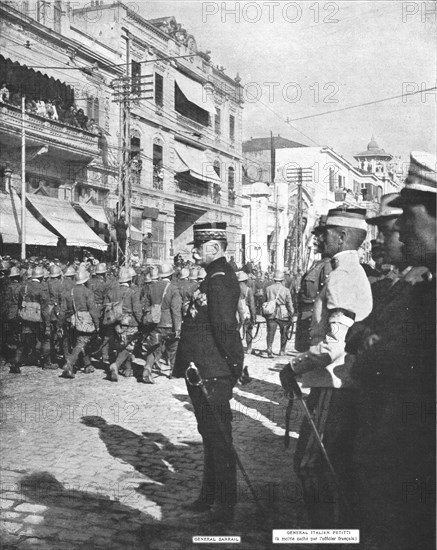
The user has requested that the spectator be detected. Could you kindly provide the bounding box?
[75,108,87,129]
[142,232,153,261]
[0,83,9,102]
[11,91,21,106]
[87,118,99,134]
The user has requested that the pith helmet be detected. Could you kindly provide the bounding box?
[64,266,76,278]
[76,269,90,285]
[150,267,160,280]
[43,268,50,279]
[237,271,249,282]
[180,268,189,280]
[189,267,198,280]
[32,266,45,279]
[118,267,132,283]
[273,270,284,281]
[9,266,21,278]
[197,267,206,280]
[50,265,62,278]
[96,263,107,274]
[129,266,137,278]
[143,272,152,283]
[160,264,174,279]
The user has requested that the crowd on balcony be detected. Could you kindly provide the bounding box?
[0,83,99,134]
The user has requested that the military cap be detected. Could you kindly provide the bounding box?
[160,264,174,278]
[311,214,328,234]
[273,270,285,281]
[366,194,403,225]
[325,208,368,231]
[76,269,90,285]
[118,267,132,283]
[389,151,437,207]
[189,267,199,280]
[9,266,21,278]
[187,222,227,246]
[32,266,45,279]
[50,265,62,278]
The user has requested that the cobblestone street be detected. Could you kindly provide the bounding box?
[0,331,310,550]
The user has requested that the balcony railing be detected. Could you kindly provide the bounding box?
[0,103,100,157]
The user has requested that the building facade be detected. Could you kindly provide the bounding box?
[243,137,401,272]
[0,0,244,263]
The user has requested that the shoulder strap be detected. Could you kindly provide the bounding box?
[161,282,170,305]
[71,287,76,313]
[211,271,225,278]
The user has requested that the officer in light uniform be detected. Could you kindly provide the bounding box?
[289,208,372,528]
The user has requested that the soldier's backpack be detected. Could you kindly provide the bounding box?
[19,285,42,323]
[102,301,123,325]
[143,282,170,325]
[262,289,280,317]
[237,287,251,323]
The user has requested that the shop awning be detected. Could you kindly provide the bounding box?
[130,225,142,242]
[175,72,216,115]
[26,194,107,251]
[76,202,110,225]
[0,190,58,246]
[174,142,221,184]
[142,206,159,220]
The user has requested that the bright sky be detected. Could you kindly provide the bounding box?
[138,0,436,163]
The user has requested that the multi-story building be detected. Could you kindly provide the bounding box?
[0,0,121,256]
[68,2,244,263]
[0,1,244,262]
[243,136,400,272]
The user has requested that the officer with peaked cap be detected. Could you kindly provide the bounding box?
[173,222,244,522]
[294,215,333,352]
[349,152,436,549]
[286,208,372,528]
[12,266,50,373]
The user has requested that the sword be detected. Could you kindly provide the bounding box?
[185,363,266,517]
[285,367,350,513]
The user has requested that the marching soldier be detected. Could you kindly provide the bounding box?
[350,152,436,550]
[288,208,373,528]
[236,271,256,354]
[12,266,50,373]
[142,264,182,383]
[294,215,332,352]
[173,222,244,522]
[106,267,143,382]
[42,264,64,369]
[60,269,99,379]
[264,270,294,357]
[3,267,22,368]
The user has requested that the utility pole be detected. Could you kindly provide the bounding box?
[296,167,303,275]
[271,131,279,270]
[21,95,26,260]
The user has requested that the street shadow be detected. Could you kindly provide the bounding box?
[16,471,165,549]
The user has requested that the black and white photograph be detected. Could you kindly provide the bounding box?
[0,1,435,549]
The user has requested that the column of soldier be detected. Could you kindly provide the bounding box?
[0,259,208,382]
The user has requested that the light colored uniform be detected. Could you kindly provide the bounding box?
[293,250,372,388]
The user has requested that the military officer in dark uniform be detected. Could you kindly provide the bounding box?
[350,152,436,550]
[294,215,332,352]
[173,222,244,522]
[43,264,65,369]
[3,266,22,368]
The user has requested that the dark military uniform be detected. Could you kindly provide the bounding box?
[14,279,50,368]
[43,277,65,368]
[2,278,22,363]
[59,284,99,375]
[173,256,244,512]
[294,257,332,352]
[350,273,436,550]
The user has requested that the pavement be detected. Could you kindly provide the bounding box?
[0,326,313,550]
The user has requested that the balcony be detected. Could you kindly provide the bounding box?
[0,103,101,160]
